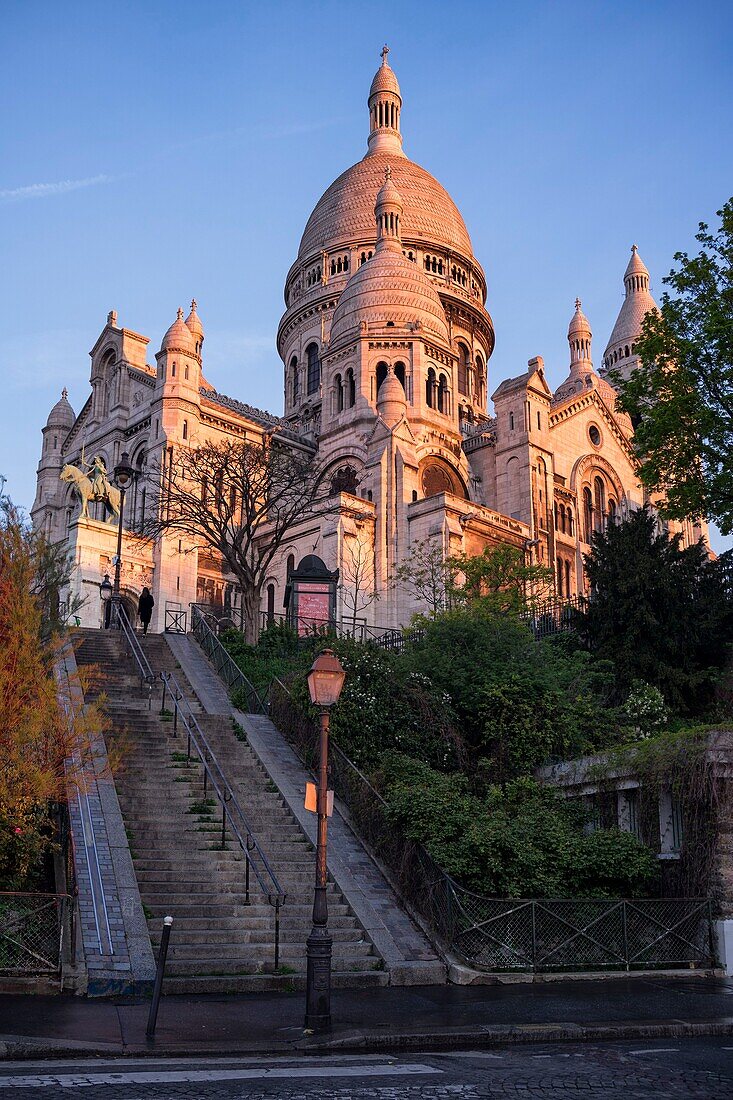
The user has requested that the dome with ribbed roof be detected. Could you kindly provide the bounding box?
[329,168,450,347]
[161,308,196,354]
[298,153,473,261]
[369,47,401,99]
[568,297,591,339]
[46,388,75,429]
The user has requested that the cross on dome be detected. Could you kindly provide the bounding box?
[381,44,390,64]
[575,297,582,311]
[62,387,68,400]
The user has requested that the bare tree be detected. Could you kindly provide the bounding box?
[339,533,379,632]
[144,435,339,643]
[394,536,457,619]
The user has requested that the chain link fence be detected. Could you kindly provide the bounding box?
[0,893,74,976]
[267,679,717,973]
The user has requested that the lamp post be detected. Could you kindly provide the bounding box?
[111,452,135,625]
[304,648,345,1032]
[100,572,113,627]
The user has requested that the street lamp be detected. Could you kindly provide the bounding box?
[304,648,346,1032]
[111,452,135,625]
[100,573,113,628]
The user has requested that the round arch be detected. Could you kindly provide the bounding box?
[418,455,469,500]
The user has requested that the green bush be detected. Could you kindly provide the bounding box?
[379,755,658,898]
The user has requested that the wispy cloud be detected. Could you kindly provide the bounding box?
[0,174,112,203]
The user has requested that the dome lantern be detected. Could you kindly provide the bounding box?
[367,46,404,157]
[567,298,593,370]
[374,165,403,251]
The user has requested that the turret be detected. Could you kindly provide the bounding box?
[602,245,658,384]
[367,46,404,157]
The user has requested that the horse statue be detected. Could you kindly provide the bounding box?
[60,457,121,521]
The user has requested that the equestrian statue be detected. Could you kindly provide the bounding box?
[59,453,121,521]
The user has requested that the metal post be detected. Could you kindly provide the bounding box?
[111,484,126,629]
[160,678,166,715]
[173,694,179,737]
[274,898,281,971]
[621,901,629,970]
[146,916,173,1039]
[305,708,332,1032]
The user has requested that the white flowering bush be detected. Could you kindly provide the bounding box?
[623,680,668,740]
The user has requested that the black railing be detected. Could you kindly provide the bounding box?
[266,678,717,974]
[114,602,155,703]
[164,609,187,634]
[160,671,285,967]
[521,595,585,640]
[190,604,266,714]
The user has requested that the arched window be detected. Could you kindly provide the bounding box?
[184,365,189,380]
[334,373,343,413]
[608,498,617,524]
[346,367,356,408]
[565,560,571,596]
[457,343,470,395]
[475,354,485,406]
[330,465,359,495]
[583,487,593,542]
[376,361,388,393]
[426,367,436,408]
[553,502,558,530]
[394,361,406,391]
[306,343,321,395]
[171,362,176,378]
[559,503,566,533]
[566,506,574,537]
[509,411,515,431]
[182,419,188,440]
[266,583,275,624]
[557,559,564,597]
[594,476,605,530]
[290,356,299,403]
[286,553,295,578]
[437,374,448,414]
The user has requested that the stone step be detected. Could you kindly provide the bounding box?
[160,971,389,995]
[150,927,365,945]
[156,940,374,961]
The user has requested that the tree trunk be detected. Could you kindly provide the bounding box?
[242,586,261,645]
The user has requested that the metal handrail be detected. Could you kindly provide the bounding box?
[113,602,155,704]
[189,604,267,714]
[160,670,285,967]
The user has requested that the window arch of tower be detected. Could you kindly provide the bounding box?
[305,264,323,288]
[581,471,620,540]
[419,456,467,500]
[306,343,321,395]
[290,356,299,404]
[457,343,470,396]
[475,353,486,407]
[329,253,350,277]
[423,254,444,276]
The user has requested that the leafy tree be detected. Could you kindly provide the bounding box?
[0,501,107,887]
[400,609,616,772]
[615,198,733,532]
[448,544,554,615]
[579,507,733,713]
[144,434,339,643]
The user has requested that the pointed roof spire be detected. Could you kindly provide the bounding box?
[375,164,403,251]
[185,298,204,346]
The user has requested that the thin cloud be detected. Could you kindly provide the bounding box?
[0,174,112,203]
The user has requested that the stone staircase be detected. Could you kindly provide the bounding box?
[73,628,385,993]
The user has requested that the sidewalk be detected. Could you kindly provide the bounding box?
[1,978,733,1060]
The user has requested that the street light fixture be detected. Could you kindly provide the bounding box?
[304,648,346,1033]
[111,452,135,625]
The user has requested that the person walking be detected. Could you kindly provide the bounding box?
[138,588,155,635]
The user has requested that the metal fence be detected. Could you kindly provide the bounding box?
[266,679,717,973]
[520,595,586,641]
[0,893,74,977]
[190,604,266,713]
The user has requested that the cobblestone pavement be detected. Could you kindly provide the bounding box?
[0,1041,731,1098]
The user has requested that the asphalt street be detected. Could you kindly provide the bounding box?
[0,1040,731,1098]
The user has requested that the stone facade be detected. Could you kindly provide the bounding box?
[33,50,706,634]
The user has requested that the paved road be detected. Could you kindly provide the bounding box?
[0,1040,731,1098]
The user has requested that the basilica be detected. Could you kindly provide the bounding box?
[32,49,707,634]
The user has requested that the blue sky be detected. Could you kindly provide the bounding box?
[2,0,732,546]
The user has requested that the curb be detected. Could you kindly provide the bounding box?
[2,1019,733,1061]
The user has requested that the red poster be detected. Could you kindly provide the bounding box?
[297,583,331,635]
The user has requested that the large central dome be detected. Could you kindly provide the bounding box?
[298,152,474,261]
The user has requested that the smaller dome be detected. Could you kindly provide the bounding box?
[625,244,649,280]
[161,308,196,354]
[369,47,401,100]
[568,298,592,339]
[185,299,204,343]
[46,388,75,429]
[377,369,407,427]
